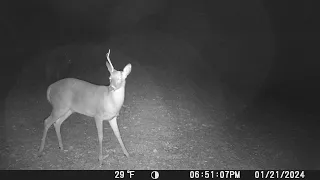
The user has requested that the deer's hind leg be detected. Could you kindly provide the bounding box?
[53,110,73,150]
[39,109,72,154]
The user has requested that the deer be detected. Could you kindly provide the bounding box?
[38,49,131,166]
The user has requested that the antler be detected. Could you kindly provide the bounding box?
[106,49,114,72]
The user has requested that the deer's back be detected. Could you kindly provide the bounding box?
[47,78,108,116]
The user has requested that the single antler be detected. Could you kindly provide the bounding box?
[106,49,114,72]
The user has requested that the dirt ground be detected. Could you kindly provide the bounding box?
[0,58,315,170]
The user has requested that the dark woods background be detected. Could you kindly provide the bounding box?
[0,0,318,144]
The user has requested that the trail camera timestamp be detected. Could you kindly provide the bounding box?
[190,170,241,179]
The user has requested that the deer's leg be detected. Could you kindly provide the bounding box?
[53,110,72,150]
[39,114,58,154]
[95,118,104,166]
[109,116,129,157]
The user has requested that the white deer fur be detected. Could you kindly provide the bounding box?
[39,49,131,166]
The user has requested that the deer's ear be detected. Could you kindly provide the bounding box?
[123,63,132,78]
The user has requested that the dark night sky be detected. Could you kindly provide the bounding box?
[1,0,318,117]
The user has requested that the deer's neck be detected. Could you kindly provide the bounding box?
[106,82,126,107]
[113,86,125,101]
